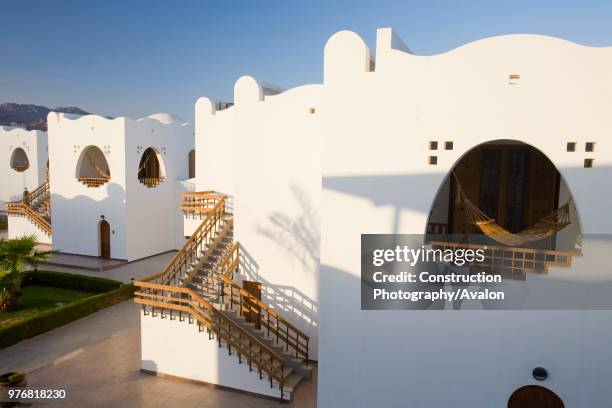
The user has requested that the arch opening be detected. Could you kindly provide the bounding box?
[138,147,165,188]
[76,146,110,188]
[426,140,582,279]
[508,385,564,408]
[10,147,29,172]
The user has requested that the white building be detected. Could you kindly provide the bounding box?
[1,126,51,243]
[47,112,194,261]
[0,126,48,211]
[136,28,612,407]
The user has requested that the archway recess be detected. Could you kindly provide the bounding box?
[76,146,110,188]
[426,140,582,279]
[10,147,29,172]
[138,147,165,187]
[508,385,564,408]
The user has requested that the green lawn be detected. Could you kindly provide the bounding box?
[0,285,91,327]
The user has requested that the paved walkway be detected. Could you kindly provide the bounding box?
[33,251,177,283]
[0,301,317,407]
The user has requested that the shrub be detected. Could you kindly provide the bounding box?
[0,283,135,349]
[21,270,121,293]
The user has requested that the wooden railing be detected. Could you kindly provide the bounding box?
[25,178,50,209]
[6,201,52,235]
[430,241,582,279]
[218,242,310,363]
[180,191,231,218]
[143,193,227,286]
[134,281,289,399]
[5,177,52,236]
[139,177,165,188]
[78,177,109,188]
[11,164,29,172]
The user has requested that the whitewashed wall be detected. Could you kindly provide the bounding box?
[318,28,612,407]
[7,216,51,244]
[124,115,193,260]
[48,112,192,261]
[141,313,290,399]
[195,78,322,360]
[0,127,47,211]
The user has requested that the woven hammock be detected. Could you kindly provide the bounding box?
[453,172,571,246]
[86,152,110,179]
[137,150,156,172]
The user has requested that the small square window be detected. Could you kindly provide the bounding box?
[584,158,594,168]
[444,141,453,150]
[585,142,595,152]
[309,107,315,114]
[428,156,438,165]
[429,141,438,150]
[566,142,576,152]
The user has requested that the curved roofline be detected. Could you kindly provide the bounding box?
[395,33,612,58]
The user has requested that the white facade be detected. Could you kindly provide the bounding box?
[48,112,193,261]
[318,29,612,407]
[0,126,47,211]
[194,77,322,358]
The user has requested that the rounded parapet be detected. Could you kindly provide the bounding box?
[195,97,216,117]
[234,75,263,105]
[324,30,372,83]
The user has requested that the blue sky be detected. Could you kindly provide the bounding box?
[2,0,612,122]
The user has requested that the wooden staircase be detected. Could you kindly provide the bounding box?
[5,177,51,236]
[135,192,311,401]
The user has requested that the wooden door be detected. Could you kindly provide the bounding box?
[243,280,262,329]
[508,385,564,408]
[100,220,111,258]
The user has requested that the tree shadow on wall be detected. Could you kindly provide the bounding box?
[255,185,319,276]
[238,245,318,334]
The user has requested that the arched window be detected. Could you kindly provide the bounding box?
[138,147,165,187]
[188,149,195,179]
[76,146,110,188]
[10,148,29,172]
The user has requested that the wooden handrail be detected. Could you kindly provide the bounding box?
[216,242,310,362]
[6,179,52,236]
[134,281,289,393]
[142,193,227,284]
[219,241,240,277]
[78,177,109,187]
[218,274,310,362]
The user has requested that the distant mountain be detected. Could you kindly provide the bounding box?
[0,103,90,131]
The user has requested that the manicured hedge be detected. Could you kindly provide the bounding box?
[22,270,121,293]
[0,272,135,349]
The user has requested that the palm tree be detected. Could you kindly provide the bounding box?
[0,235,53,311]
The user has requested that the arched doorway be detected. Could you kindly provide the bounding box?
[426,140,582,278]
[10,147,30,172]
[138,147,165,187]
[508,385,564,408]
[99,220,111,258]
[76,146,110,187]
[188,149,195,179]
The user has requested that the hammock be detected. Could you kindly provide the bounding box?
[137,150,156,172]
[453,172,571,247]
[86,152,110,179]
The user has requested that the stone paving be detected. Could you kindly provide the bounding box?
[33,251,177,284]
[0,300,317,408]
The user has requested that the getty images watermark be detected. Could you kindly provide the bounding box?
[361,234,612,310]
